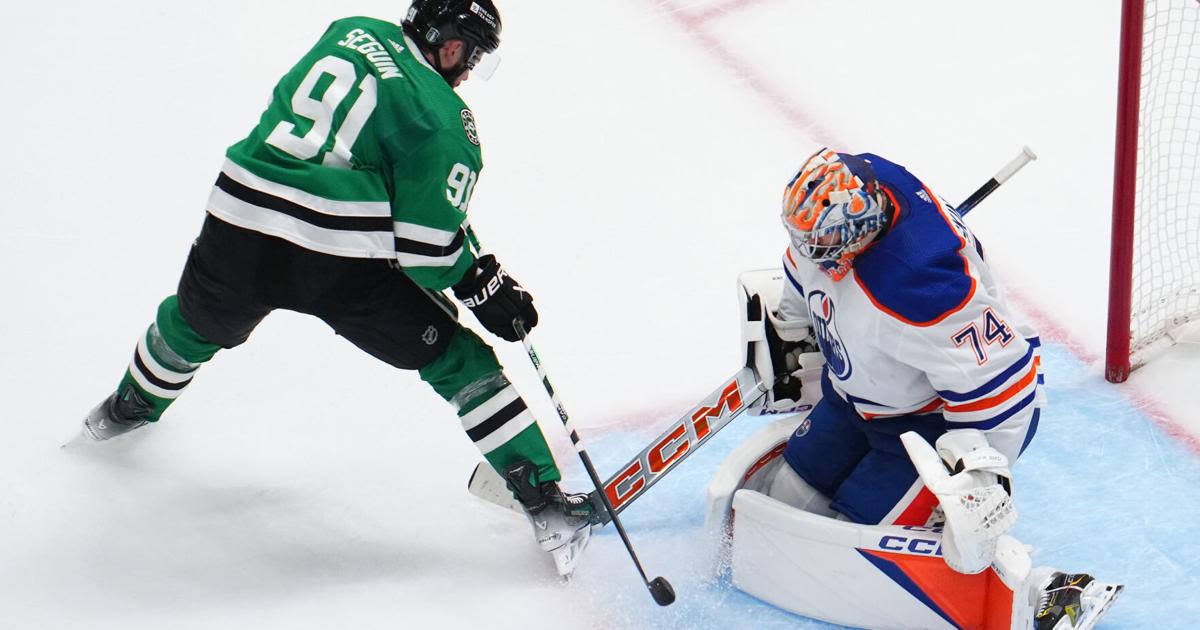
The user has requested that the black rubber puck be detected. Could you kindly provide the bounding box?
[648,576,676,606]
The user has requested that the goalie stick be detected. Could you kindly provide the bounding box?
[956,146,1037,216]
[469,364,768,524]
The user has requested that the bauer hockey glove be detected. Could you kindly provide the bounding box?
[453,254,538,342]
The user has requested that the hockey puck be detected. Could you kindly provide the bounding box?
[648,576,676,606]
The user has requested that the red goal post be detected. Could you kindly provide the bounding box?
[1106,0,1200,383]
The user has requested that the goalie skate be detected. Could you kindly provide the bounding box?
[1020,569,1124,630]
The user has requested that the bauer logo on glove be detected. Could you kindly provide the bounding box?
[453,254,538,342]
[458,265,511,308]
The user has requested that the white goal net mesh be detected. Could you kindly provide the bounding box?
[1130,0,1200,362]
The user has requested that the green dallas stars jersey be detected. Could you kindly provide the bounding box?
[207,16,483,290]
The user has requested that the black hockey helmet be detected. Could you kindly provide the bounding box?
[403,0,502,79]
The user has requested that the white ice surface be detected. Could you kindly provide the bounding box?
[2,0,1198,628]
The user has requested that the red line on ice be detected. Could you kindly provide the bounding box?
[1007,290,1200,456]
[685,0,776,25]
[654,0,844,147]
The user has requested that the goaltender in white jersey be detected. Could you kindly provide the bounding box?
[705,149,1122,630]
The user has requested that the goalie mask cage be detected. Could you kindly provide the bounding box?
[1106,0,1200,383]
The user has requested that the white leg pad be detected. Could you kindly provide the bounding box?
[730,490,961,629]
[711,417,1028,629]
[765,460,838,518]
[992,534,1033,591]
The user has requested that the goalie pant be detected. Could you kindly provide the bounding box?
[775,152,1042,528]
[106,213,561,483]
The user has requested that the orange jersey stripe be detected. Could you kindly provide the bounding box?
[944,361,1039,413]
[785,246,799,270]
[861,397,944,420]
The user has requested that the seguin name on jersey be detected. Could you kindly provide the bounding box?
[337,28,404,79]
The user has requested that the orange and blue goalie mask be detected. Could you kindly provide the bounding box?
[781,149,888,273]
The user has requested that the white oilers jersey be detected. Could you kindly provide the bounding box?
[778,154,1043,460]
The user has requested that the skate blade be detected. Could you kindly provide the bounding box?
[1075,583,1124,630]
[61,425,98,450]
[551,526,592,579]
[467,461,526,516]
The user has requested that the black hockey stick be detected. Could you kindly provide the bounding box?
[512,320,676,606]
[462,224,674,605]
[956,146,1038,216]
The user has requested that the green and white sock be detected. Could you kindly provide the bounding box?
[421,328,560,483]
[115,295,220,422]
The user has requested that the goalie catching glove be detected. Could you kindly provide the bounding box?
[453,254,538,342]
[901,429,1017,575]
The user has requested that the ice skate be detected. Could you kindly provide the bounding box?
[502,461,597,578]
[74,384,152,443]
[1023,569,1123,630]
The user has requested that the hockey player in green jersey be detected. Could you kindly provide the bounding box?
[78,0,594,576]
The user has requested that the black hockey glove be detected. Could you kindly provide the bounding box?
[764,315,819,413]
[452,254,538,342]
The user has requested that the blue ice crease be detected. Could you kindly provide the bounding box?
[576,343,1200,629]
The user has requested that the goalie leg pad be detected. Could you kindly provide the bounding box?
[729,488,1023,629]
[711,419,1034,629]
[765,462,838,518]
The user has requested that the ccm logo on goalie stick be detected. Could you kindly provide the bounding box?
[604,380,745,509]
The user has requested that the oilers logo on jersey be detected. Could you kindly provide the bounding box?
[808,290,852,380]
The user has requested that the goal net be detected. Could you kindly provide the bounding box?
[1106,0,1200,382]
